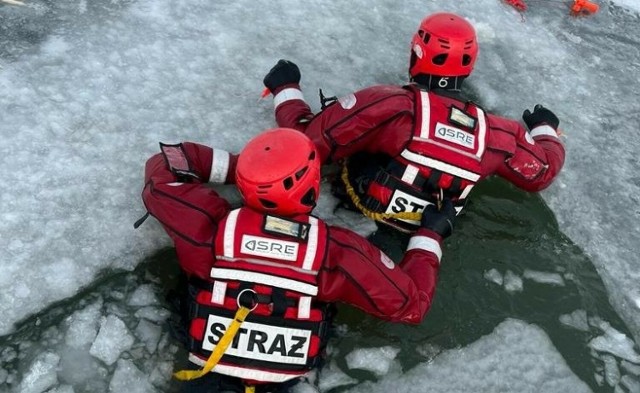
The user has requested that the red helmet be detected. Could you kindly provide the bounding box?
[236,128,320,216]
[409,12,479,79]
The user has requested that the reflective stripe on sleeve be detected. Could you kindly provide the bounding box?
[273,88,305,108]
[530,125,558,139]
[209,149,230,183]
[407,235,442,263]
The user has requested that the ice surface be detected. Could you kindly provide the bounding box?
[109,359,157,393]
[345,319,591,393]
[64,300,102,349]
[504,270,524,293]
[2,0,640,391]
[89,315,134,366]
[589,321,640,364]
[345,346,401,377]
[128,285,159,307]
[559,309,590,332]
[16,352,59,393]
[483,268,504,285]
[523,269,566,286]
[317,361,357,392]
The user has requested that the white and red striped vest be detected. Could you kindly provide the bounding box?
[187,207,332,383]
[366,87,489,232]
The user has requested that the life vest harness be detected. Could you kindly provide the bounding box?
[182,277,332,384]
[176,208,332,386]
[340,88,487,232]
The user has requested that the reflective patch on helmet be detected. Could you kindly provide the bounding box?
[413,43,424,59]
[380,251,395,270]
[338,93,357,110]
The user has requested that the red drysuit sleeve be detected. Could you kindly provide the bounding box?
[272,84,414,164]
[488,114,566,191]
[141,142,238,279]
[317,226,442,324]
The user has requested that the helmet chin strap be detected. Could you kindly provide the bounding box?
[412,74,467,91]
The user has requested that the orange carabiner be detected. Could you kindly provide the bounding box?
[570,0,599,16]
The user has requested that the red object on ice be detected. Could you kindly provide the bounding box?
[570,0,599,16]
[504,0,528,12]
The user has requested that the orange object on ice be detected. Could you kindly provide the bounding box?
[570,0,599,16]
[503,0,527,12]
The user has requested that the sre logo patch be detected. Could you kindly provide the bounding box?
[434,122,475,149]
[240,235,299,261]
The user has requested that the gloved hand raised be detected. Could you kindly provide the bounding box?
[522,104,560,131]
[263,59,301,94]
[420,199,456,238]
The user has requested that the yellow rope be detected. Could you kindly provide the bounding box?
[173,306,252,381]
[340,164,422,222]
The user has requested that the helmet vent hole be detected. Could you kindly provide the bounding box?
[283,177,294,190]
[432,54,447,65]
[259,198,277,209]
[419,31,430,44]
[437,38,450,49]
[295,167,308,180]
[308,151,316,160]
[462,55,472,66]
[258,184,272,189]
[301,188,316,207]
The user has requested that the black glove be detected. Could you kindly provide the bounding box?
[263,59,301,94]
[522,104,560,130]
[420,199,456,238]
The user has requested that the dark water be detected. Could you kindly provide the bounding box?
[0,177,633,392]
[331,178,631,392]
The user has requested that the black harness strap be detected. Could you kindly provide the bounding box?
[270,287,288,318]
[425,169,442,194]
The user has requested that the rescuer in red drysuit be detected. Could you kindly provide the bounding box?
[262,12,565,234]
[141,128,456,392]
